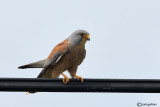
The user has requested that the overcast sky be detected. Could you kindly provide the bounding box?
[0,0,160,107]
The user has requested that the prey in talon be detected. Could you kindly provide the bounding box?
[18,29,90,94]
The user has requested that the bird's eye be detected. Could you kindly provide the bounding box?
[81,34,84,37]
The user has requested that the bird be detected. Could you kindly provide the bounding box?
[18,29,90,87]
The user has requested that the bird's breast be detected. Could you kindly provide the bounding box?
[68,46,85,65]
[53,45,86,72]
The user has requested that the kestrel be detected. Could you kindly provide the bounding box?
[19,29,90,86]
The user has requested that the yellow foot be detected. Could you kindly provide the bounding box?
[62,73,69,84]
[75,76,83,83]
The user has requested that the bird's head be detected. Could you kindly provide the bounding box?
[68,29,90,45]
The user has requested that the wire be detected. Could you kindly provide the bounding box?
[0,78,160,93]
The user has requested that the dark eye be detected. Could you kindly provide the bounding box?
[81,33,84,37]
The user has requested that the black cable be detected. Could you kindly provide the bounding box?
[0,78,160,93]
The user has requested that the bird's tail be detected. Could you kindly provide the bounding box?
[18,59,46,69]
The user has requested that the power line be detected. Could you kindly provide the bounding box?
[0,78,160,93]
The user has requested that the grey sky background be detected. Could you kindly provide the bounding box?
[0,0,160,107]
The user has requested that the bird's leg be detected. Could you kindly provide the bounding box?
[70,72,84,83]
[75,75,84,83]
[68,66,83,83]
[61,73,69,84]
[70,73,83,83]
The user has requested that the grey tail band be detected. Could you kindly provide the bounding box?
[18,59,46,69]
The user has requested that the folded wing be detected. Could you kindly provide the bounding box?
[37,39,69,78]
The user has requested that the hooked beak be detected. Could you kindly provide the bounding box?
[85,34,90,41]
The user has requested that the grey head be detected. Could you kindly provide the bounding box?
[68,29,90,45]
